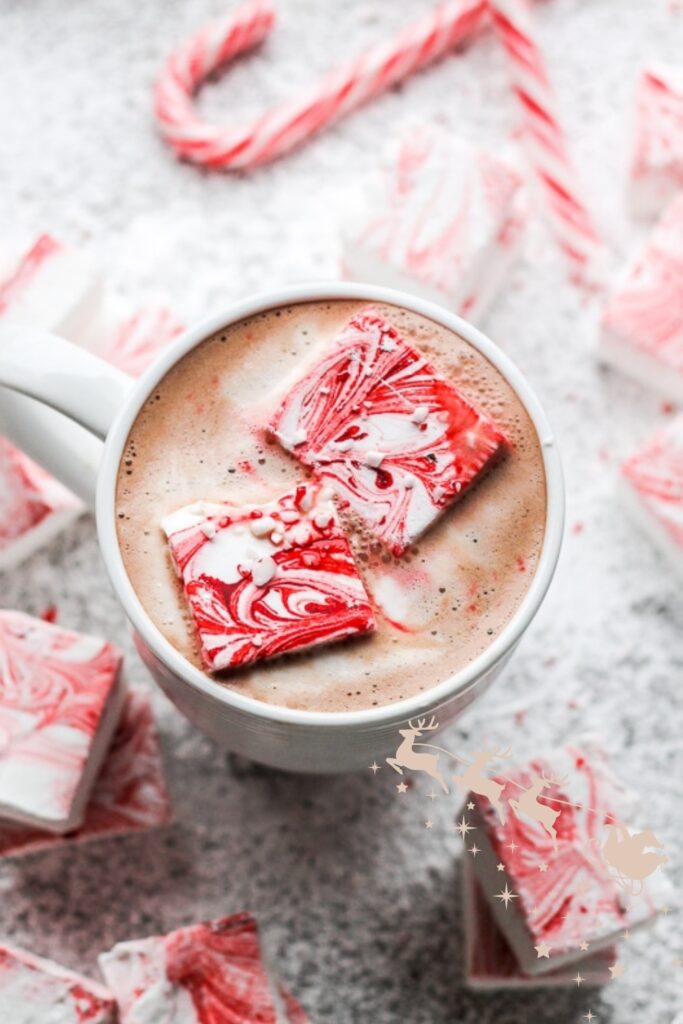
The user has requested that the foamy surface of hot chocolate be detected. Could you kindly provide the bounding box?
[115,301,547,712]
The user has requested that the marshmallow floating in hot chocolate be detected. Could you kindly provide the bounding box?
[269,309,508,555]
[462,858,617,989]
[0,688,172,858]
[0,439,82,573]
[162,482,375,671]
[341,131,525,322]
[466,746,670,976]
[600,194,683,403]
[0,610,125,833]
[620,414,683,578]
[0,233,101,338]
[629,64,683,219]
[0,943,116,1023]
[99,913,308,1023]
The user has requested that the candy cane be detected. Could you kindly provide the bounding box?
[487,0,607,284]
[154,0,488,170]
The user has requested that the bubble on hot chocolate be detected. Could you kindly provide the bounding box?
[161,481,375,671]
[269,308,509,555]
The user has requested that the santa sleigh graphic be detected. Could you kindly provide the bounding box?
[601,822,668,896]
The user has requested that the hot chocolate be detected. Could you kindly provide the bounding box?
[115,300,547,713]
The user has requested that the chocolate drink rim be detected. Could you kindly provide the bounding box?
[99,283,565,727]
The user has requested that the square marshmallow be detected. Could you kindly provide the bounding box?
[620,414,683,578]
[99,914,307,1024]
[0,439,81,573]
[0,610,125,833]
[0,943,116,1023]
[341,130,525,323]
[462,858,616,989]
[467,746,670,976]
[0,688,172,858]
[269,309,508,555]
[629,64,683,219]
[162,482,375,671]
[600,194,683,403]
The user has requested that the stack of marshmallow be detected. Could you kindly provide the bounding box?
[460,746,671,989]
[0,233,184,573]
[0,913,308,1023]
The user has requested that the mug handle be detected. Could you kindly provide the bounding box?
[0,325,134,506]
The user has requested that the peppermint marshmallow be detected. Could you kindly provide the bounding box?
[600,194,683,402]
[0,611,125,833]
[0,688,172,858]
[467,746,670,976]
[0,439,81,573]
[269,309,508,555]
[341,130,525,323]
[0,943,116,1024]
[620,414,683,577]
[81,302,185,377]
[99,913,308,1024]
[162,482,375,671]
[0,234,101,339]
[462,859,616,989]
[629,64,683,219]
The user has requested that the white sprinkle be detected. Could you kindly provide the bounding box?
[380,339,396,352]
[280,510,299,524]
[455,481,462,493]
[403,474,416,490]
[437,411,450,423]
[298,490,313,513]
[320,386,330,394]
[434,486,446,501]
[411,405,429,425]
[251,556,276,587]
[291,428,307,446]
[364,450,385,468]
[320,486,334,501]
[271,531,284,545]
[252,635,263,648]
[465,430,476,447]
[335,438,354,452]
[250,515,278,538]
[200,521,217,539]
[314,512,333,529]
[291,523,311,546]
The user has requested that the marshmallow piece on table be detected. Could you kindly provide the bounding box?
[0,688,172,857]
[466,746,670,976]
[99,913,308,1024]
[462,858,616,989]
[0,943,116,1023]
[629,64,683,219]
[340,130,525,323]
[79,299,185,377]
[620,414,683,577]
[162,482,375,671]
[0,610,125,833]
[600,194,683,403]
[269,308,508,555]
[0,439,81,573]
[0,233,101,340]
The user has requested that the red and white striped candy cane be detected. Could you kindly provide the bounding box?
[488,0,606,284]
[154,0,488,170]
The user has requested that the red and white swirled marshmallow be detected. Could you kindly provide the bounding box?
[269,309,508,555]
[467,747,669,976]
[0,688,172,858]
[0,610,125,833]
[629,64,683,219]
[0,943,116,1024]
[621,414,683,577]
[162,482,375,671]
[0,438,81,573]
[600,194,683,403]
[341,130,525,323]
[99,913,308,1024]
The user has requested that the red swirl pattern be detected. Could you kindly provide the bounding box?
[269,309,507,555]
[474,749,627,954]
[622,414,683,550]
[0,944,116,1023]
[0,440,52,545]
[631,65,683,212]
[100,913,308,1024]
[98,307,185,378]
[601,194,683,373]
[163,483,374,671]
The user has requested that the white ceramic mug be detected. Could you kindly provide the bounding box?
[0,283,564,773]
